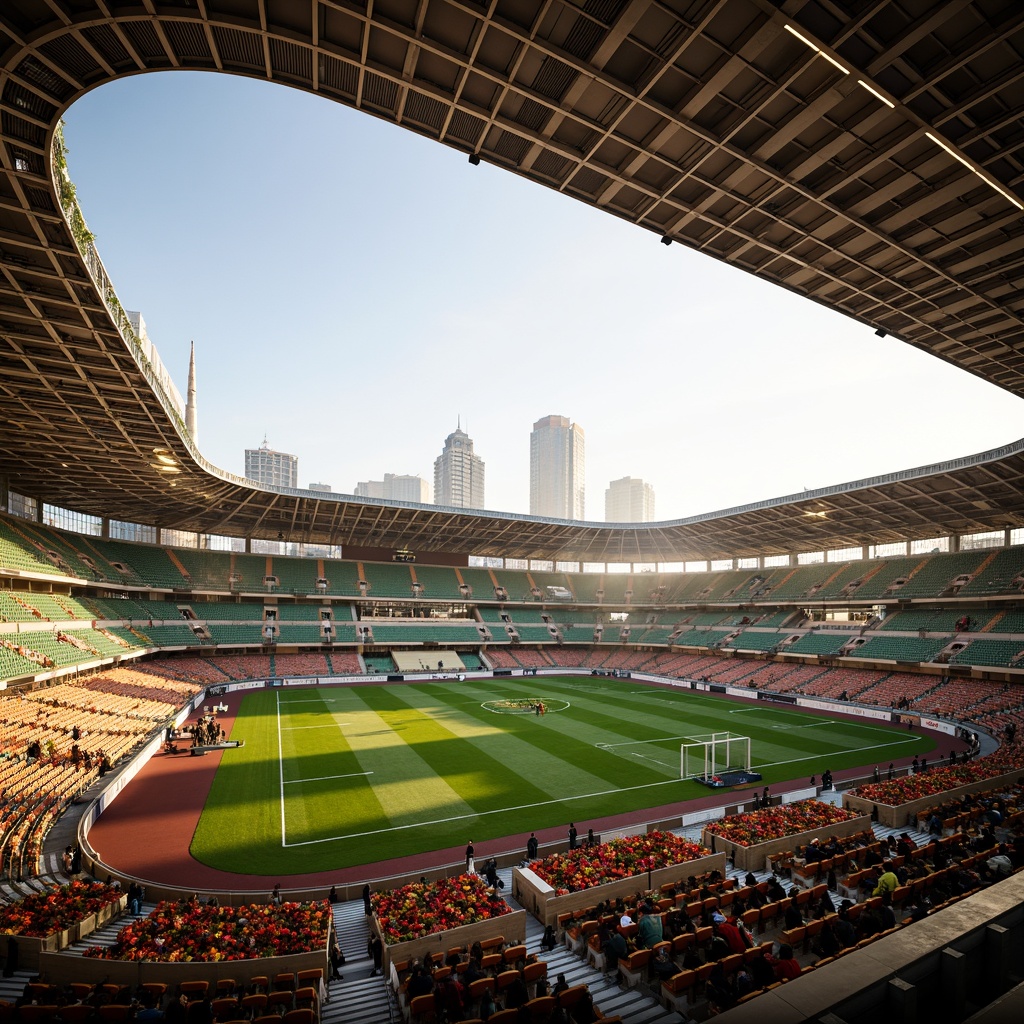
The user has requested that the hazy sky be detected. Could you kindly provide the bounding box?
[62,72,1024,525]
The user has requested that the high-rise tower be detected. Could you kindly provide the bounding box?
[245,437,298,489]
[530,415,585,520]
[434,424,485,509]
[605,476,655,522]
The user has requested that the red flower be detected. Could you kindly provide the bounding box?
[704,801,860,847]
[372,875,511,945]
[82,900,330,962]
[529,832,709,892]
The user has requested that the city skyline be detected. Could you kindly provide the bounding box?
[233,413,661,521]
[61,73,1024,526]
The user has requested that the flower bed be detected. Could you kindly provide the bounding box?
[370,875,524,974]
[703,801,862,848]
[527,831,710,895]
[701,801,869,872]
[513,831,725,926]
[0,881,126,972]
[372,874,512,945]
[83,900,331,962]
[847,749,1024,807]
[0,881,124,939]
[843,749,1024,827]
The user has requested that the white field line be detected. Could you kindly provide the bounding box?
[755,735,920,772]
[276,691,286,848]
[284,771,373,785]
[283,724,351,730]
[728,707,884,731]
[597,734,703,748]
[632,751,677,769]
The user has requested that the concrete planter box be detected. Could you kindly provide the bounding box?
[8,930,68,972]
[373,908,525,974]
[512,852,726,928]
[842,768,1024,828]
[72,914,96,944]
[701,814,871,872]
[97,895,128,926]
[38,947,328,989]
[3,896,125,970]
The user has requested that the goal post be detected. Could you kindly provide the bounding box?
[681,732,752,782]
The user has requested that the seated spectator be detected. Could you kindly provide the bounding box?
[636,904,663,948]
[604,929,628,980]
[748,950,775,989]
[747,886,767,909]
[814,918,841,959]
[771,943,802,981]
[878,892,897,930]
[835,904,857,948]
[872,862,898,898]
[715,918,747,954]
[435,973,465,1022]
[706,962,737,1014]
[651,945,677,981]
[783,896,804,930]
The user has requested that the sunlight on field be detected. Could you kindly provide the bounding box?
[189,677,934,875]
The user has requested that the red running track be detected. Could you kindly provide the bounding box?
[85,683,968,892]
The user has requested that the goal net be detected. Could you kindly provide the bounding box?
[681,732,752,782]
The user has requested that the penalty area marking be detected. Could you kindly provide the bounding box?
[596,733,703,749]
[631,751,678,769]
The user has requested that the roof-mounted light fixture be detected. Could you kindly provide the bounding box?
[784,24,848,74]
[925,132,1023,211]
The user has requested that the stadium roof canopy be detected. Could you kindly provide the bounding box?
[0,0,1023,564]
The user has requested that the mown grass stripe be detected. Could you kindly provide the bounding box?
[391,683,631,797]
[188,677,937,875]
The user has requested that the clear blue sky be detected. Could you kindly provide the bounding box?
[62,72,1024,525]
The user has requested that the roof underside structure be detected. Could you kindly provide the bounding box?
[0,0,1022,564]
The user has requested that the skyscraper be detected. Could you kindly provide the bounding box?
[355,474,431,503]
[434,425,485,509]
[605,476,656,523]
[530,415,585,520]
[245,438,298,489]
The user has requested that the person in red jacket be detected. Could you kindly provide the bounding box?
[771,943,802,980]
[714,918,747,955]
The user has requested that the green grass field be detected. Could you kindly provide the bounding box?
[189,676,936,875]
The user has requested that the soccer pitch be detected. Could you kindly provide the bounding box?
[189,676,935,875]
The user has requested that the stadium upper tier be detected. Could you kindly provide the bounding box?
[1,3,1024,564]
[4,516,1024,605]
[4,515,1024,682]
